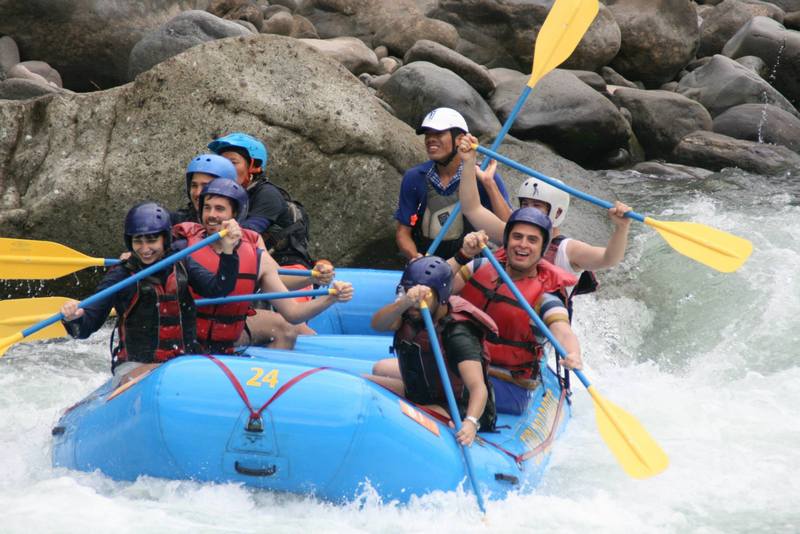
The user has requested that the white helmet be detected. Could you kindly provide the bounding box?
[517,178,570,228]
[416,107,469,134]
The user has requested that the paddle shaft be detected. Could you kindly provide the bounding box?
[426,86,534,257]
[196,288,332,307]
[88,262,311,278]
[420,303,486,514]
[0,230,227,355]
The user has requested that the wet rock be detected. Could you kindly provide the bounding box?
[0,0,210,91]
[671,130,800,173]
[608,0,700,86]
[712,103,800,152]
[698,0,784,57]
[601,66,638,89]
[404,40,495,97]
[568,70,607,93]
[379,57,402,75]
[677,54,798,117]
[489,69,630,166]
[0,78,66,100]
[0,35,425,265]
[611,87,713,158]
[128,10,252,79]
[632,161,715,180]
[735,55,768,78]
[208,0,265,32]
[263,11,294,35]
[290,15,320,39]
[377,61,501,137]
[722,16,800,106]
[299,36,380,75]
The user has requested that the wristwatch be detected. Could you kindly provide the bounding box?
[465,415,481,430]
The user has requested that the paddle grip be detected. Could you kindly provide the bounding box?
[479,247,591,389]
[474,145,647,224]
[420,303,486,513]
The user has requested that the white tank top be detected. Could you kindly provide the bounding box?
[553,237,581,296]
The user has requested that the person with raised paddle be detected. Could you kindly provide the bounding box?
[59,202,242,385]
[170,153,239,225]
[172,178,353,352]
[457,133,632,317]
[450,209,582,415]
[368,256,496,445]
[394,107,512,261]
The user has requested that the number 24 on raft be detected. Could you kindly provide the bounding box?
[247,367,279,388]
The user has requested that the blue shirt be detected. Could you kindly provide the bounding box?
[394,160,511,227]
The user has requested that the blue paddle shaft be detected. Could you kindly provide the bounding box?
[426,87,533,256]
[420,305,486,513]
[103,258,121,267]
[475,145,647,224]
[479,247,592,389]
[22,231,226,338]
[196,289,329,307]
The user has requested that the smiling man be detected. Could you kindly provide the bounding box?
[394,107,512,261]
[448,208,582,415]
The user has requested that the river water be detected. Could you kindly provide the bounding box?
[0,169,797,533]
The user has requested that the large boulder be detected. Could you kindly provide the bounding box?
[676,54,798,117]
[430,1,620,72]
[488,69,630,165]
[208,0,264,31]
[299,36,381,75]
[298,0,458,56]
[0,35,424,270]
[722,16,800,106]
[0,0,211,91]
[698,0,784,57]
[377,61,501,137]
[0,78,68,100]
[404,40,496,97]
[607,0,700,86]
[671,130,800,173]
[712,103,800,152]
[611,87,713,158]
[128,10,252,79]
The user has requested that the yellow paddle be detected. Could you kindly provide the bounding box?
[0,238,122,279]
[480,246,669,479]
[473,145,753,273]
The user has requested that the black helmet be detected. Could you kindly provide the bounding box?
[398,256,453,305]
[198,178,249,222]
[503,207,552,256]
[123,202,172,251]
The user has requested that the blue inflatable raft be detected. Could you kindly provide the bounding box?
[52,269,572,503]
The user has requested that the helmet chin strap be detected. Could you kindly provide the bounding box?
[434,130,461,168]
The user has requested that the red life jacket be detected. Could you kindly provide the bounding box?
[173,222,260,353]
[393,296,497,421]
[115,260,196,368]
[543,235,599,319]
[458,249,577,378]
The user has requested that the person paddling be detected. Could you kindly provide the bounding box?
[368,256,496,445]
[457,133,632,316]
[450,210,582,415]
[172,178,353,351]
[60,202,242,385]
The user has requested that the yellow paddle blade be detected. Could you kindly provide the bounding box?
[644,218,753,273]
[529,0,599,87]
[587,386,669,479]
[0,238,107,279]
[0,297,70,341]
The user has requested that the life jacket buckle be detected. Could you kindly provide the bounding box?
[246,415,264,433]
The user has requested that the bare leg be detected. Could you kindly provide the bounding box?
[372,357,401,378]
[238,309,299,349]
[364,374,405,396]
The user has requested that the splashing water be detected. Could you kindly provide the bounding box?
[1,170,798,533]
[757,38,786,144]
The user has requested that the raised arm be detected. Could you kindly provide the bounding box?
[476,159,512,221]
[565,201,632,271]
[457,134,505,243]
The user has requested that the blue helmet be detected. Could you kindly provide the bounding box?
[185,154,237,200]
[123,202,172,251]
[398,256,453,305]
[503,207,552,256]
[208,132,268,168]
[199,178,249,222]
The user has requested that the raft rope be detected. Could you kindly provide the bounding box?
[202,354,329,432]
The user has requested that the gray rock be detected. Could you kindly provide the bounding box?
[712,103,800,151]
[0,36,20,73]
[17,61,63,88]
[0,78,65,100]
[601,66,638,88]
[698,0,784,57]
[262,5,292,19]
[374,45,389,60]
[404,40,496,97]
[299,36,381,75]
[563,5,622,72]
[764,0,800,10]
[373,15,458,56]
[686,56,713,72]
[7,64,52,87]
[263,11,294,35]
[271,0,299,10]
[735,55,768,77]
[659,81,679,91]
[567,70,607,93]
[611,87,713,158]
[671,130,800,173]
[489,67,525,87]
[0,0,211,91]
[722,16,800,106]
[208,0,265,32]
[677,54,798,117]
[785,10,800,30]
[608,0,700,86]
[290,15,320,38]
[377,61,501,137]
[0,34,425,267]
[489,69,630,165]
[632,161,715,180]
[379,57,402,75]
[128,10,252,79]
[232,19,259,33]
